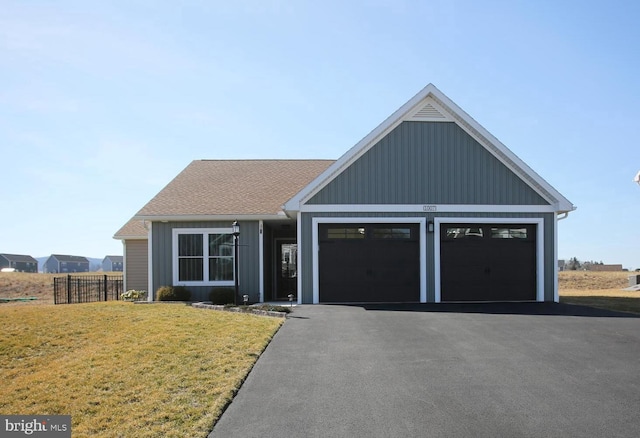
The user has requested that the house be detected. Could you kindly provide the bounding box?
[43,254,90,274]
[115,84,575,304]
[587,264,623,272]
[113,220,149,292]
[102,255,123,272]
[0,254,38,273]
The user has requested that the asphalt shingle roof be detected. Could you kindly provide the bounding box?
[0,254,38,263]
[135,160,334,217]
[113,219,148,239]
[51,255,89,263]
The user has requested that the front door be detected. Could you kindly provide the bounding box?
[275,240,297,300]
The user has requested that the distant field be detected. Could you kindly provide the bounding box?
[0,272,122,305]
[558,270,640,314]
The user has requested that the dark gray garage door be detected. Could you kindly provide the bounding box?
[440,223,536,301]
[319,223,420,302]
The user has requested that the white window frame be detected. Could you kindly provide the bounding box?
[172,228,235,287]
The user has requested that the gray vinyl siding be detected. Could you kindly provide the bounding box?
[151,221,260,302]
[300,212,555,304]
[124,240,148,292]
[308,122,548,206]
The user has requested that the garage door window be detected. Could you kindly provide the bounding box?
[373,227,412,239]
[491,227,528,239]
[445,227,484,239]
[327,228,365,239]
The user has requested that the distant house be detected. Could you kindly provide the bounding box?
[588,264,623,272]
[43,255,90,274]
[102,255,123,272]
[0,254,38,273]
[558,260,565,272]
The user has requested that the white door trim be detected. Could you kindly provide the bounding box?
[312,217,427,304]
[434,217,545,303]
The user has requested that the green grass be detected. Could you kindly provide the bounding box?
[0,302,282,437]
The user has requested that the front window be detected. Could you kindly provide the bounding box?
[173,228,235,286]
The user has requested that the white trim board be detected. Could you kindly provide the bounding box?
[311,217,427,304]
[433,217,545,303]
[301,204,557,213]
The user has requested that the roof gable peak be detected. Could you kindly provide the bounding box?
[284,83,575,213]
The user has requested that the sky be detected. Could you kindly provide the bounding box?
[1,0,638,269]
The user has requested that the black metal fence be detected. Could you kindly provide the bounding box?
[53,275,123,304]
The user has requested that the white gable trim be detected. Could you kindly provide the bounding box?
[284,84,575,214]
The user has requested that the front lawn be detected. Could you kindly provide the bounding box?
[0,302,282,437]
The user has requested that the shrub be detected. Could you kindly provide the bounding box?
[209,287,235,305]
[252,304,292,314]
[156,285,191,301]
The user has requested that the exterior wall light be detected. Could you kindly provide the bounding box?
[427,221,435,233]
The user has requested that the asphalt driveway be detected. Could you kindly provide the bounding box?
[209,303,640,438]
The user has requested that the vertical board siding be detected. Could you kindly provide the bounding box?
[301,212,555,304]
[125,239,148,292]
[152,221,260,302]
[308,122,548,206]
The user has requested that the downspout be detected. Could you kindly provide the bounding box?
[554,211,570,303]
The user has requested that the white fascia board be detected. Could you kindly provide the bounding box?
[134,214,288,222]
[433,217,545,303]
[113,234,148,240]
[300,204,558,213]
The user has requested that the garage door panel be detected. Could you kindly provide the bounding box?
[319,223,420,303]
[440,223,536,302]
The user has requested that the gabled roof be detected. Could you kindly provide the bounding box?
[103,255,123,263]
[285,83,576,214]
[0,254,38,263]
[49,254,89,263]
[113,219,148,240]
[133,160,335,221]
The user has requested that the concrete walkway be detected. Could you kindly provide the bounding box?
[209,303,640,438]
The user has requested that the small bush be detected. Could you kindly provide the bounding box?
[209,287,235,305]
[156,285,191,301]
[252,304,292,314]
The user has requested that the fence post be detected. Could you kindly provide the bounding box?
[104,275,108,301]
[67,275,71,304]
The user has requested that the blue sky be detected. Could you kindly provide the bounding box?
[1,0,638,269]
